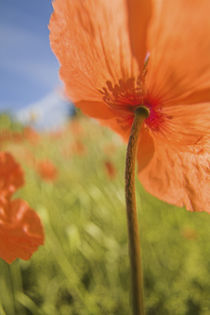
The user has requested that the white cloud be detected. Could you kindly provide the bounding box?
[15,89,74,131]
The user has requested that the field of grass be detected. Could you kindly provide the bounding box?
[0,114,210,315]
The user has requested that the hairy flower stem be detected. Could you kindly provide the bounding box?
[125,106,149,315]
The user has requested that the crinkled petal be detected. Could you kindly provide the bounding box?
[137,129,155,171]
[159,102,210,147]
[138,139,210,213]
[126,0,152,71]
[76,101,114,120]
[146,0,210,105]
[0,199,44,264]
[99,115,133,142]
[49,0,140,119]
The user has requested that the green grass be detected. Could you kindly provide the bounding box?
[0,114,210,314]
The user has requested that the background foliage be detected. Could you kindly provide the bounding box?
[0,114,210,315]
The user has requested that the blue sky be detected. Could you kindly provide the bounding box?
[0,0,60,112]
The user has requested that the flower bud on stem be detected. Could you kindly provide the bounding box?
[125,106,149,315]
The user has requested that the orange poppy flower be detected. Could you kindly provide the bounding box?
[104,160,116,179]
[181,227,197,241]
[0,199,44,264]
[0,152,44,263]
[37,160,58,182]
[71,140,86,156]
[49,0,210,213]
[23,126,40,145]
[0,152,24,203]
[69,120,84,137]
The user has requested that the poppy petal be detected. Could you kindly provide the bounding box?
[49,0,139,116]
[137,129,155,171]
[37,160,58,182]
[0,152,24,199]
[160,102,210,147]
[138,139,210,213]
[99,116,132,141]
[146,0,210,104]
[0,199,44,264]
[76,101,114,120]
[126,0,152,71]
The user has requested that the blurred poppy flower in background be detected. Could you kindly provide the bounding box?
[0,199,44,264]
[0,152,24,203]
[49,0,210,213]
[181,226,197,241]
[23,126,40,145]
[37,159,58,182]
[69,120,84,137]
[0,130,23,146]
[0,152,44,263]
[104,160,116,179]
[71,139,86,156]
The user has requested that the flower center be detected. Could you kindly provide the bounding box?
[100,77,164,132]
[99,78,143,114]
[143,95,164,131]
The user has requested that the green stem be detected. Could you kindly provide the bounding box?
[125,106,149,315]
